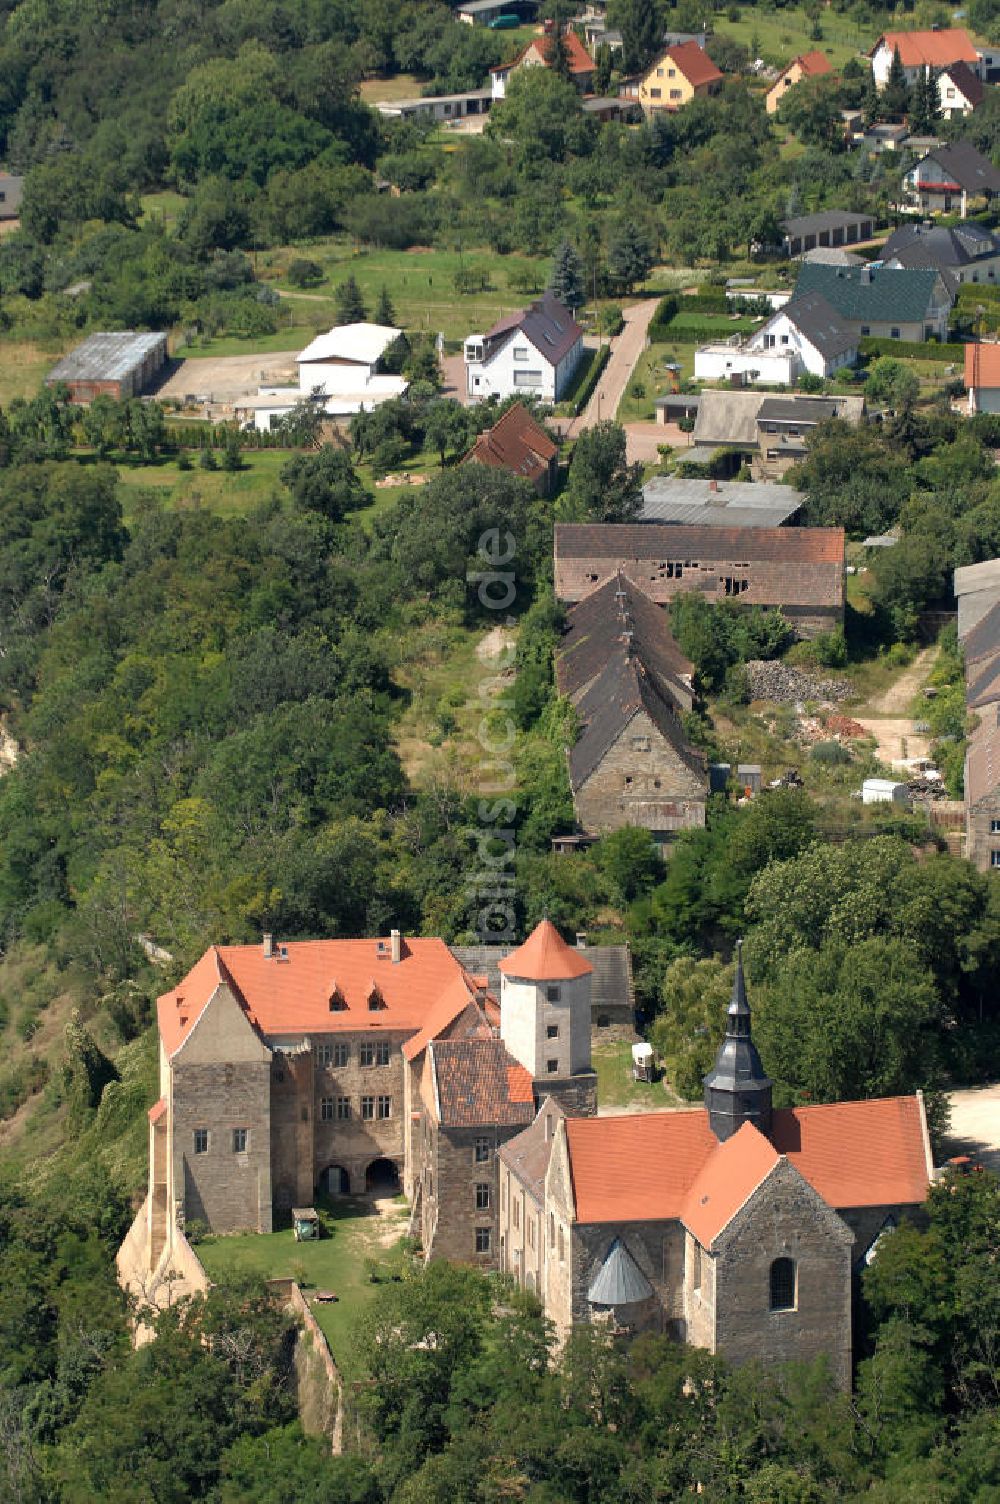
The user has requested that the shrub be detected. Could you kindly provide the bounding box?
[287,257,324,288]
[811,739,851,765]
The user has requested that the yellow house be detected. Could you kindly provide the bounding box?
[637,40,723,114]
[765,51,832,115]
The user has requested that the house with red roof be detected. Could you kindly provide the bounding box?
[635,39,723,115]
[499,943,935,1386]
[870,27,980,89]
[461,401,559,495]
[490,28,595,100]
[765,50,832,115]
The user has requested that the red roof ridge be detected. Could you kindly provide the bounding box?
[870,27,978,68]
[498,919,593,981]
[664,39,723,87]
[681,1122,780,1248]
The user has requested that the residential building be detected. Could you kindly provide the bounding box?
[936,61,984,118]
[464,294,584,402]
[853,122,910,155]
[956,571,1000,870]
[375,88,492,122]
[635,40,722,114]
[554,571,707,841]
[498,945,934,1382]
[46,332,168,403]
[689,389,866,477]
[765,51,832,115]
[554,522,846,637]
[457,0,537,23]
[880,221,1000,286]
[792,262,953,342]
[903,141,1000,216]
[490,29,595,99]
[639,476,804,528]
[780,211,876,259]
[451,936,636,1036]
[295,322,407,403]
[694,289,859,386]
[0,172,23,221]
[965,342,1000,414]
[869,28,979,89]
[462,401,559,494]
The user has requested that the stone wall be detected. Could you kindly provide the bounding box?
[173,1060,273,1233]
[574,709,706,836]
[534,1071,598,1120]
[966,788,1000,873]
[499,1166,544,1294]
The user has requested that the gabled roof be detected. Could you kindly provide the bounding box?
[681,1122,780,1248]
[774,289,859,360]
[788,49,832,79]
[480,294,583,370]
[911,141,1000,195]
[401,974,491,1062]
[883,220,999,270]
[157,937,472,1055]
[556,522,845,567]
[870,28,979,68]
[462,403,557,484]
[499,1098,564,1200]
[940,60,984,108]
[962,600,1000,666]
[297,323,401,366]
[587,1238,654,1305]
[965,708,1000,805]
[569,651,705,790]
[966,342,1000,392]
[658,38,723,88]
[564,1096,930,1224]
[693,390,766,447]
[491,28,594,78]
[452,941,634,1014]
[756,394,864,426]
[556,569,694,708]
[498,919,593,981]
[794,262,948,323]
[428,1038,535,1128]
[781,209,874,239]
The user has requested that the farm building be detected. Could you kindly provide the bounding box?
[0,172,23,221]
[46,332,168,403]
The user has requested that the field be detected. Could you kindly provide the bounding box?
[712,8,872,69]
[113,449,291,519]
[0,340,63,405]
[197,1195,411,1376]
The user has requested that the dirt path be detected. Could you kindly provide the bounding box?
[864,645,938,716]
[562,297,660,440]
[852,645,938,766]
[944,1083,1000,1173]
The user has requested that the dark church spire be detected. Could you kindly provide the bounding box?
[703,940,772,1143]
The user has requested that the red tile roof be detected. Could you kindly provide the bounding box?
[430,1038,535,1127]
[665,39,723,88]
[498,919,593,981]
[565,1097,929,1225]
[682,1122,780,1248]
[148,1097,168,1126]
[463,402,557,485]
[795,50,833,78]
[871,28,979,68]
[966,342,1000,391]
[402,977,492,1062]
[492,28,594,79]
[157,937,471,1056]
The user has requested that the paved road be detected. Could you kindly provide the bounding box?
[561,297,661,440]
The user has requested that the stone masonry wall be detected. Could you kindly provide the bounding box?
[574,710,706,836]
[172,1060,272,1233]
[967,789,1000,873]
[534,1072,598,1120]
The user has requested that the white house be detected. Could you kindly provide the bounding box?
[937,62,984,119]
[869,28,980,88]
[296,322,407,400]
[694,291,858,387]
[965,343,1000,415]
[465,294,584,402]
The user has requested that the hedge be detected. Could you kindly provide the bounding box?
[859,336,966,362]
[647,294,680,340]
[572,343,611,415]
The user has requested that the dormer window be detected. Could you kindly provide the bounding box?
[328,984,347,1012]
[368,984,387,1011]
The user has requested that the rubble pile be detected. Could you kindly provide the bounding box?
[823,712,869,739]
[744,661,853,705]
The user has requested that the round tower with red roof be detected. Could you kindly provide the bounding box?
[498,920,595,1109]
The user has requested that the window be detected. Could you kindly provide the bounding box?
[476,1183,491,1211]
[692,1240,702,1292]
[334,1041,349,1068]
[991,819,1000,833]
[770,1257,796,1311]
[546,985,561,1002]
[597,1014,610,1028]
[513,370,543,387]
[476,1227,492,1253]
[547,1059,559,1074]
[528,1217,535,1249]
[361,1096,375,1120]
[549,1212,555,1249]
[321,1097,334,1122]
[669,88,681,99]
[376,1095,392,1119]
[194,1129,209,1154]
[513,347,528,360]
[860,325,870,336]
[656,67,663,76]
[316,1043,333,1066]
[474,1136,491,1163]
[513,1197,520,1228]
[336,1097,351,1120]
[631,735,650,751]
[991,850,1000,869]
[328,988,347,1012]
[360,1041,390,1067]
[890,327,901,340]
[558,1226,565,1261]
[546,1024,559,1040]
[232,1128,248,1153]
[367,986,386,1011]
[649,87,661,98]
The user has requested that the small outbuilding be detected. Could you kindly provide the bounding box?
[292,1207,320,1241]
[46,331,168,403]
[862,778,911,807]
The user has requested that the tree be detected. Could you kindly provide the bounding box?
[866,357,920,412]
[423,401,473,467]
[606,220,654,294]
[912,64,941,134]
[549,239,585,311]
[883,45,911,119]
[280,445,369,520]
[594,826,662,903]
[335,273,368,324]
[611,0,662,74]
[374,284,396,325]
[861,68,880,127]
[563,421,643,522]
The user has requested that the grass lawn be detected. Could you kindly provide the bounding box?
[114,449,290,520]
[139,190,188,231]
[0,340,63,404]
[197,1195,411,1377]
[617,339,698,421]
[354,449,441,530]
[712,8,870,68]
[358,73,425,103]
[176,324,319,359]
[592,1041,687,1112]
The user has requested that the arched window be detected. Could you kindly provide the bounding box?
[769,1257,796,1311]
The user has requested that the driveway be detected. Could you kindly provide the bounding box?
[944,1083,1000,1173]
[562,297,661,439]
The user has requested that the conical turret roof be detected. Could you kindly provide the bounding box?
[498,920,592,981]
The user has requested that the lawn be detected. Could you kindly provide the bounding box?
[358,72,425,103]
[114,449,291,519]
[592,1040,686,1111]
[617,339,698,421]
[0,339,63,404]
[197,1195,411,1377]
[176,322,320,359]
[712,7,871,69]
[139,190,188,231]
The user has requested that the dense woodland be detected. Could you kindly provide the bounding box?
[1,0,1000,1497]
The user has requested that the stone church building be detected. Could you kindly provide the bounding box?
[122,922,932,1385]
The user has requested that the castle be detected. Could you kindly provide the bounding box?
[121,922,933,1385]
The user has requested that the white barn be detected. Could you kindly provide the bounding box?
[464,294,584,402]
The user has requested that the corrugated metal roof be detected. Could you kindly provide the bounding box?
[48,331,167,384]
[640,477,803,528]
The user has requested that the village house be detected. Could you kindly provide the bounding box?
[869,28,980,89]
[46,332,168,404]
[765,51,832,115]
[464,294,584,402]
[554,571,707,842]
[955,560,1000,871]
[936,61,984,119]
[880,221,1000,286]
[965,342,1000,415]
[687,389,865,479]
[780,210,876,259]
[554,521,846,637]
[634,40,722,115]
[903,141,1000,217]
[792,262,954,342]
[451,936,636,1036]
[490,28,595,99]
[0,171,23,221]
[694,289,859,386]
[461,401,559,495]
[498,945,934,1383]
[374,88,492,124]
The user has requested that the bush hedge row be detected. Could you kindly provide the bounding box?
[859,336,966,362]
[572,343,611,415]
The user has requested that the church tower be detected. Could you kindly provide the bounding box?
[703,940,772,1143]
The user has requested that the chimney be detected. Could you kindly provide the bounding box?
[391,928,402,964]
[263,932,273,959]
[576,931,588,948]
